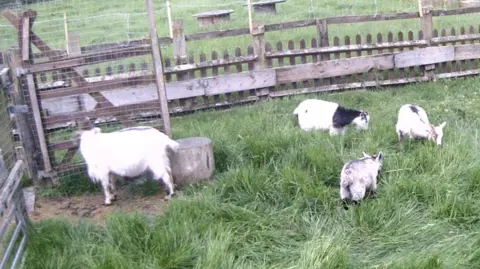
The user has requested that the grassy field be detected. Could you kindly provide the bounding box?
[23,75,480,268]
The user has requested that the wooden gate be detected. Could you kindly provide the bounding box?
[0,160,29,269]
[1,4,171,183]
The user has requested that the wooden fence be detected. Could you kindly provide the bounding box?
[2,1,480,182]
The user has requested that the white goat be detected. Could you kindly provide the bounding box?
[76,126,180,205]
[395,104,447,149]
[340,151,384,207]
[292,99,370,135]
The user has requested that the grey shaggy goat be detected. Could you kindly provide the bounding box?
[339,151,384,207]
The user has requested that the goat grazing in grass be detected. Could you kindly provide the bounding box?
[75,126,179,206]
[292,99,370,135]
[340,151,384,208]
[395,104,447,150]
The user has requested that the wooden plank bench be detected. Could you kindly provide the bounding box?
[192,9,234,27]
[243,0,286,15]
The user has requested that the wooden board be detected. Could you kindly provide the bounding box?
[26,44,151,73]
[394,46,455,68]
[166,69,276,97]
[276,54,394,83]
[454,44,480,61]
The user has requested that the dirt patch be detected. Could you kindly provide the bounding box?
[29,187,171,226]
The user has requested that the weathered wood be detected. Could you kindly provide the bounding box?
[243,0,286,15]
[431,33,480,43]
[25,43,151,73]
[265,40,428,57]
[165,55,257,73]
[186,28,250,41]
[420,0,434,42]
[394,46,454,67]
[269,77,430,97]
[170,69,277,97]
[327,12,419,24]
[4,50,38,184]
[21,15,30,62]
[26,74,52,173]
[172,19,187,62]
[432,6,480,16]
[147,0,172,137]
[44,100,160,127]
[276,54,395,83]
[265,19,316,32]
[436,68,480,78]
[193,10,234,27]
[171,137,215,187]
[454,44,480,61]
[252,21,266,69]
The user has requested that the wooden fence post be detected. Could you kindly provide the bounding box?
[172,19,187,63]
[17,11,55,182]
[316,19,331,86]
[420,0,435,80]
[251,21,269,97]
[4,49,38,185]
[252,21,266,70]
[146,0,172,138]
[67,33,86,112]
[172,19,187,81]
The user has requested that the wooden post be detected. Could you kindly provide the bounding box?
[26,74,53,174]
[146,0,172,138]
[316,19,331,86]
[252,21,266,70]
[63,12,69,55]
[247,0,253,33]
[21,15,30,62]
[166,0,173,39]
[172,19,187,81]
[68,33,85,112]
[251,21,269,97]
[420,0,435,80]
[172,19,187,63]
[5,50,38,184]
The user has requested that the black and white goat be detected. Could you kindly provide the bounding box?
[395,104,447,149]
[75,126,179,206]
[293,99,370,135]
[340,151,384,207]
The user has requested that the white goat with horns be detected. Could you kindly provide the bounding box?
[74,124,179,206]
[395,104,447,150]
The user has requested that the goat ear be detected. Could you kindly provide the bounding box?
[376,152,384,162]
[362,151,370,158]
[438,121,447,129]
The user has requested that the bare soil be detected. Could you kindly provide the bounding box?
[29,187,171,226]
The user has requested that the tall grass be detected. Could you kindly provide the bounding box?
[23,76,480,268]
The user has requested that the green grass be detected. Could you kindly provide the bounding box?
[23,76,480,268]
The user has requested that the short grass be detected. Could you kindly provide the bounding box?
[23,76,480,268]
